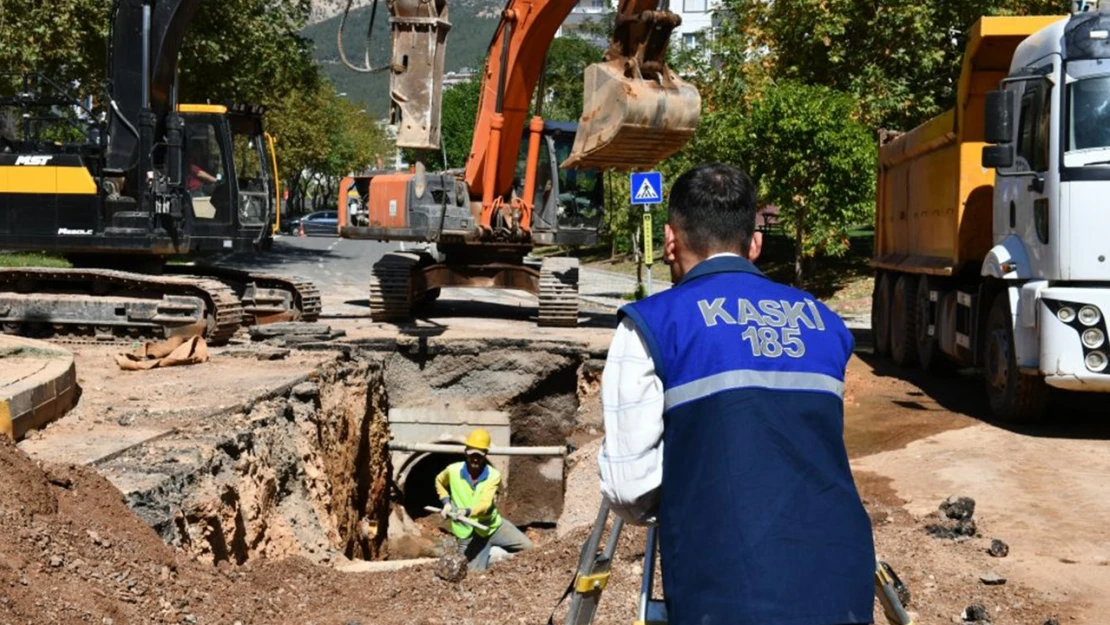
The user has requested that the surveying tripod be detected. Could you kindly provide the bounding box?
[558,502,916,625]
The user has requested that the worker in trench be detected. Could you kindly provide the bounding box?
[434,429,533,571]
[598,163,876,625]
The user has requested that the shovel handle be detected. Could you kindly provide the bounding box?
[424,506,490,532]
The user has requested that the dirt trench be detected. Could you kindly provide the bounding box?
[105,355,393,567]
[369,338,606,525]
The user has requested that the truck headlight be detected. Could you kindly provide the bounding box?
[1058,306,1076,323]
[1086,351,1108,373]
[1083,328,1105,349]
[1079,305,1102,326]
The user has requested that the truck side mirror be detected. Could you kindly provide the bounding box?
[982,145,1015,169]
[984,90,1014,144]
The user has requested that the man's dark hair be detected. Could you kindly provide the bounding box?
[667,163,757,256]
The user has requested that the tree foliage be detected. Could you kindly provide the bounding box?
[540,36,604,122]
[269,83,393,211]
[712,0,1071,130]
[0,0,386,213]
[680,81,875,284]
[438,77,482,169]
[177,0,318,104]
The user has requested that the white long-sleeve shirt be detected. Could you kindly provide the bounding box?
[597,316,664,524]
[597,253,739,524]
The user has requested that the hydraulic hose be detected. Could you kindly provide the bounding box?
[336,0,391,74]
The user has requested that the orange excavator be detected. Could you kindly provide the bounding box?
[336,0,699,326]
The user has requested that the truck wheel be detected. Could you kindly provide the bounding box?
[983,291,1050,422]
[891,274,919,367]
[872,272,893,357]
[915,276,946,371]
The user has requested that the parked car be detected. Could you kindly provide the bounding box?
[283,210,339,236]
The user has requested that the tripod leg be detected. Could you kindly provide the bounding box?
[875,560,915,625]
[563,502,624,625]
[636,525,667,625]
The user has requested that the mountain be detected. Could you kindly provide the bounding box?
[302,0,503,117]
[309,1,373,25]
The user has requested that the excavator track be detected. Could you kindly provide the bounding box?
[538,257,580,328]
[165,265,322,325]
[368,252,419,322]
[0,268,243,345]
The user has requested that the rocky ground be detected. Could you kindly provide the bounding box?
[2,333,1091,624]
[2,230,1104,624]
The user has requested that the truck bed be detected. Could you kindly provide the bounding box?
[873,16,1064,277]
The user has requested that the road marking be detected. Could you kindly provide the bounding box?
[328,239,340,251]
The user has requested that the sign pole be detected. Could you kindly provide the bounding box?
[630,170,663,299]
[643,206,653,296]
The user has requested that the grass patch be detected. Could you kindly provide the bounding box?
[0,252,71,268]
[0,346,67,358]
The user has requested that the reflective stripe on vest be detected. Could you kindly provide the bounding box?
[445,462,502,539]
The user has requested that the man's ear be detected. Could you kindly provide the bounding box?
[747,231,763,263]
[664,223,678,265]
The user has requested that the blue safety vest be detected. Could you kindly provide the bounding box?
[620,255,874,625]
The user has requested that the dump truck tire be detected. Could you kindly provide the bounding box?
[983,291,1050,422]
[872,272,893,357]
[915,276,948,372]
[891,274,919,367]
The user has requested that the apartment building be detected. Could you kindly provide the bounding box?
[556,0,718,50]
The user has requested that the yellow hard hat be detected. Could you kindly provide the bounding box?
[464,429,491,451]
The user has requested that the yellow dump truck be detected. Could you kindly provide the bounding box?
[872,8,1110,421]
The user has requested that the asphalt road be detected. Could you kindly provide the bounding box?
[215,234,554,322]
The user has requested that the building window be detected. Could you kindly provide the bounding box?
[683,0,707,13]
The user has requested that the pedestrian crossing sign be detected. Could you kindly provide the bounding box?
[630,171,663,205]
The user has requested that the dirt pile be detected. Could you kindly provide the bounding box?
[0,431,652,624]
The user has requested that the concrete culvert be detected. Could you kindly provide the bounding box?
[397,451,463,519]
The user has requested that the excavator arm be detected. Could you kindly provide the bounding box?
[105,0,202,175]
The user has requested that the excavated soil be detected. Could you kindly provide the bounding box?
[0,336,1088,624]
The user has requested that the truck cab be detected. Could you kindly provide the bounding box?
[982,9,1110,393]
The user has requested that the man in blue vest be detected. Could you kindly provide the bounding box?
[597,163,875,625]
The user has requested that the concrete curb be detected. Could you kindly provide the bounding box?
[0,336,77,440]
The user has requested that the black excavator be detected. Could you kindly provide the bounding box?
[0,0,320,345]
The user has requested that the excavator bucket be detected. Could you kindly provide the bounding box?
[562,60,700,172]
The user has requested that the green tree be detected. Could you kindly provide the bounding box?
[177,0,318,104]
[0,0,110,95]
[268,83,391,212]
[437,78,482,169]
[540,36,604,122]
[712,0,1070,130]
[688,81,875,285]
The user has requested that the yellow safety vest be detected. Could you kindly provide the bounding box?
[444,462,502,539]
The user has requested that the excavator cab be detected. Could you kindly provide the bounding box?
[519,121,604,246]
[177,104,276,252]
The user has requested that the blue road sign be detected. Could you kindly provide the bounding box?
[631,171,663,205]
